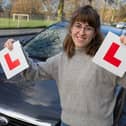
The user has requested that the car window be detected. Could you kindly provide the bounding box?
[24,28,67,59]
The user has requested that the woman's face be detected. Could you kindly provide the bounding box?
[71,21,95,48]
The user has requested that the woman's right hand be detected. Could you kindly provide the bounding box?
[4,39,15,51]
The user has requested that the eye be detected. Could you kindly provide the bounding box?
[85,26,94,31]
[87,27,93,30]
[74,23,82,28]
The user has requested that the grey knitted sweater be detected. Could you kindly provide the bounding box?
[23,49,126,126]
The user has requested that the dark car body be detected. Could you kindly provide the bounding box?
[0,21,126,126]
[101,24,126,36]
[116,22,126,29]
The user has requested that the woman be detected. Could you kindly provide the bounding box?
[4,5,126,126]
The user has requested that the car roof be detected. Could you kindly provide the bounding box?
[101,24,126,36]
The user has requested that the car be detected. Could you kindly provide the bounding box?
[0,20,126,126]
[101,24,126,36]
[116,22,126,29]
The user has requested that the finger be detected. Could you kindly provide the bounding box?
[120,35,126,45]
[4,39,15,50]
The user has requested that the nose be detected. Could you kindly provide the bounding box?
[79,27,86,35]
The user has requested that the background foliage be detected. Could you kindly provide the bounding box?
[0,0,126,28]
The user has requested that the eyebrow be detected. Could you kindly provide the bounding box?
[75,22,90,26]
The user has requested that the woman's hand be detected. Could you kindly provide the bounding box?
[120,35,126,45]
[4,39,15,50]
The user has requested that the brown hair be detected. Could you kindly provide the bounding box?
[63,5,103,58]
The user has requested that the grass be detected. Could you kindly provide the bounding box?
[0,18,57,28]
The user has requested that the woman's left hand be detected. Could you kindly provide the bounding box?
[120,35,126,45]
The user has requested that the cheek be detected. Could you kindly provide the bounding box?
[71,31,77,40]
[70,28,76,36]
[89,32,95,40]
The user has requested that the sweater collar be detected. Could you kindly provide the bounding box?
[75,47,85,54]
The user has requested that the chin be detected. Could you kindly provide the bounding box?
[76,46,84,48]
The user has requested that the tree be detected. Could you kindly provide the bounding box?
[118,4,126,21]
[108,0,121,23]
[57,0,64,21]
[11,0,42,14]
[38,0,52,20]
[0,5,4,16]
[105,0,114,4]
[43,0,52,20]
[88,0,93,5]
[2,0,12,24]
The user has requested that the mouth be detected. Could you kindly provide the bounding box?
[77,36,86,41]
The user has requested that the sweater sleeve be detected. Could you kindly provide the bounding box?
[22,52,60,81]
[117,73,126,88]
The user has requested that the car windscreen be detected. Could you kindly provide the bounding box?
[24,28,67,59]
